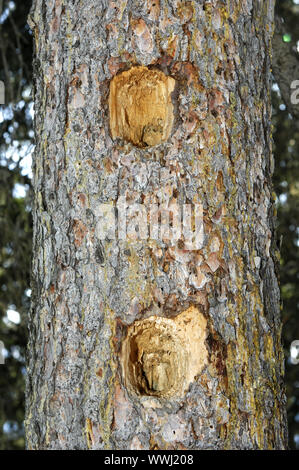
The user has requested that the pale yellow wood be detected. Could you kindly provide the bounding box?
[109,66,175,147]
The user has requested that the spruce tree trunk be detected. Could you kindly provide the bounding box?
[26,0,288,450]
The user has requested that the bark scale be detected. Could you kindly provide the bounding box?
[26,0,288,450]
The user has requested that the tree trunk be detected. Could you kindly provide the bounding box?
[26,0,288,450]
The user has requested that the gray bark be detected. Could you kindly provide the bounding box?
[26,0,288,450]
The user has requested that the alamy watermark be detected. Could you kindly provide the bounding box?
[0,341,5,365]
[0,81,4,105]
[291,80,299,105]
[95,196,204,250]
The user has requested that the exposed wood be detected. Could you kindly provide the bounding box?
[120,306,208,399]
[109,66,175,147]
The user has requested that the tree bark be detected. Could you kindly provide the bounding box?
[26,0,288,450]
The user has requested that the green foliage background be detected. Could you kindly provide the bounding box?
[273,0,299,449]
[0,0,33,450]
[0,0,298,450]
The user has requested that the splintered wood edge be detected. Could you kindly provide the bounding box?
[120,306,208,399]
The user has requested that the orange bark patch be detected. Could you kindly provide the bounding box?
[131,18,153,54]
[73,219,88,247]
[171,61,203,90]
[147,0,160,21]
[206,252,220,273]
[107,54,133,76]
[177,1,194,23]
[77,193,87,207]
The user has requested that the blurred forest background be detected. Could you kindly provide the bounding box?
[0,0,298,450]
